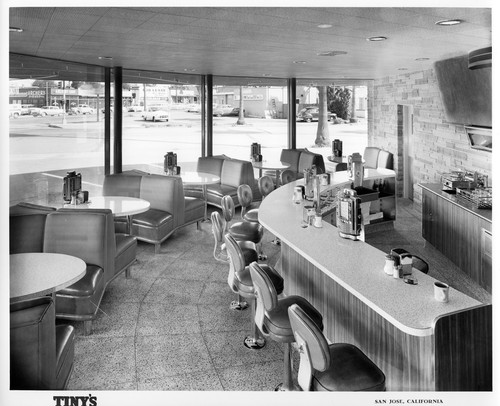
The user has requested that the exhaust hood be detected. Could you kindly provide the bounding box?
[434,54,491,128]
[469,46,492,70]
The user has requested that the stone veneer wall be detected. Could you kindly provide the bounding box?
[368,68,492,205]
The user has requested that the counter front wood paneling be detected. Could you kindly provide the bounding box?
[259,178,491,391]
[434,305,492,391]
[281,244,435,391]
[420,184,492,293]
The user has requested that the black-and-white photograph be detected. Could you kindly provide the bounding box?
[2,1,497,406]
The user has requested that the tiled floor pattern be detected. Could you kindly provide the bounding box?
[65,199,491,391]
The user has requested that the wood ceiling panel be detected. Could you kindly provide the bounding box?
[9,6,492,81]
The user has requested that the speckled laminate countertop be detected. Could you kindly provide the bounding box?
[259,177,483,337]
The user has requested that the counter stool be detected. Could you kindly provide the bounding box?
[237,184,260,223]
[249,262,324,391]
[221,195,266,260]
[258,175,275,197]
[211,211,259,311]
[257,175,282,245]
[280,170,297,186]
[288,303,386,391]
[225,234,284,349]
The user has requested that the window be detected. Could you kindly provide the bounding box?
[9,54,106,206]
[212,76,288,162]
[121,70,203,174]
[295,79,369,167]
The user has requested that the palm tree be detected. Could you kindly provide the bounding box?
[314,86,330,147]
[236,86,245,125]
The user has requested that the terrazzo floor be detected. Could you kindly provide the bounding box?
[64,198,491,392]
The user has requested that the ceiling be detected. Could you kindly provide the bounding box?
[9,6,492,83]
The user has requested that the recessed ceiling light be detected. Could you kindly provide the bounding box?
[317,24,332,29]
[435,19,463,26]
[367,36,387,42]
[98,56,113,60]
[183,68,196,72]
[293,60,307,64]
[317,51,348,57]
[9,27,23,32]
[415,57,430,61]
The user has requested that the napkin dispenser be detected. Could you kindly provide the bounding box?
[63,171,82,203]
[391,248,413,276]
[164,152,181,175]
[251,143,262,162]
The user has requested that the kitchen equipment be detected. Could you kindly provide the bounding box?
[456,187,492,209]
[348,152,364,188]
[441,170,483,191]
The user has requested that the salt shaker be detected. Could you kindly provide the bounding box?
[384,254,395,275]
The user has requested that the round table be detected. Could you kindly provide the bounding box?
[64,195,150,233]
[252,160,291,186]
[181,171,221,221]
[10,253,86,303]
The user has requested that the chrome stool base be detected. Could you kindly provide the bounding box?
[230,300,249,311]
[274,382,298,391]
[244,335,266,350]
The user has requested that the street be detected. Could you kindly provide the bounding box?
[9,108,368,176]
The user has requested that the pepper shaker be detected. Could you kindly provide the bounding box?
[393,264,402,279]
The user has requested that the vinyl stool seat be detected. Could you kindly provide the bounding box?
[288,303,386,392]
[237,184,261,223]
[249,262,323,390]
[225,234,284,350]
[280,170,297,186]
[258,175,275,196]
[222,194,265,260]
[211,211,259,310]
[227,221,263,241]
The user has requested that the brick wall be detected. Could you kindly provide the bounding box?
[368,68,492,205]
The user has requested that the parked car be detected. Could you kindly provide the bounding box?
[33,106,65,116]
[142,106,169,122]
[187,104,201,113]
[29,107,42,116]
[73,104,94,114]
[212,104,233,117]
[128,105,143,112]
[226,107,245,116]
[297,107,336,122]
[20,104,36,115]
[9,104,22,118]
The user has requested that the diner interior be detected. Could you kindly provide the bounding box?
[4,4,495,406]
